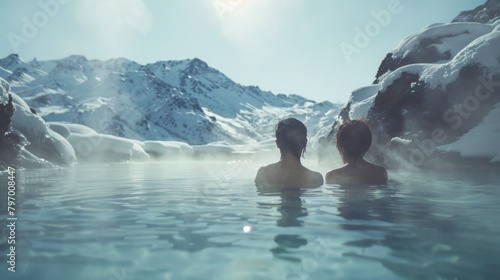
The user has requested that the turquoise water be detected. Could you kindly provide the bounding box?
[1,161,500,280]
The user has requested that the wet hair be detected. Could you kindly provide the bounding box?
[336,119,372,163]
[275,118,307,159]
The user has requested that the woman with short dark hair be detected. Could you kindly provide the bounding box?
[326,119,387,185]
[254,118,323,187]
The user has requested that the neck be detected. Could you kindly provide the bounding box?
[344,156,363,165]
[280,152,301,166]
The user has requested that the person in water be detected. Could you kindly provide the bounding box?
[325,119,387,185]
[254,118,324,187]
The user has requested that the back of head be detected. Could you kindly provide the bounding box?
[336,119,372,163]
[275,118,307,159]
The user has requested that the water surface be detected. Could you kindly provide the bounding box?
[1,161,499,280]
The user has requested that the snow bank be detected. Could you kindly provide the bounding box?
[380,64,428,92]
[61,124,200,162]
[10,92,31,110]
[421,29,500,89]
[142,140,193,157]
[381,24,500,92]
[378,22,500,92]
[48,122,101,138]
[48,122,71,138]
[44,122,252,163]
[192,142,235,155]
[68,133,150,162]
[11,103,77,166]
[64,123,98,135]
[349,85,381,103]
[393,23,493,61]
[437,103,500,162]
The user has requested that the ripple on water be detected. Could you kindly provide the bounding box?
[1,162,500,280]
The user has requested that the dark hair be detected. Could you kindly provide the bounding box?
[336,119,372,163]
[275,118,307,159]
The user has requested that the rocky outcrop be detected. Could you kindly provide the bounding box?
[0,77,77,170]
[328,0,500,168]
[452,0,500,24]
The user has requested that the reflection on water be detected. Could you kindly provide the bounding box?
[0,162,499,280]
[257,186,310,262]
[336,185,397,222]
[330,177,500,280]
[256,186,310,227]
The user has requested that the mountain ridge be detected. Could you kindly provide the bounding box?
[0,54,338,145]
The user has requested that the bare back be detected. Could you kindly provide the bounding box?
[325,159,387,185]
[255,162,324,188]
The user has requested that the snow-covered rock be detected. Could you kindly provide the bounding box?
[1,77,77,168]
[11,103,77,166]
[329,0,500,166]
[347,85,381,120]
[375,23,495,82]
[68,133,149,162]
[438,103,500,162]
[142,140,193,158]
[452,0,500,24]
[192,142,235,155]
[65,123,98,135]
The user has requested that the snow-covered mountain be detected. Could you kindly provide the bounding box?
[0,55,339,168]
[328,0,500,167]
[0,54,338,145]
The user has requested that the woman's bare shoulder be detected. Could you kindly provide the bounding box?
[325,167,347,184]
[366,162,388,182]
[366,161,386,171]
[299,165,323,182]
[254,166,267,184]
[306,168,324,186]
[254,163,280,184]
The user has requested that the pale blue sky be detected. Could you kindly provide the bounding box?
[0,0,485,103]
